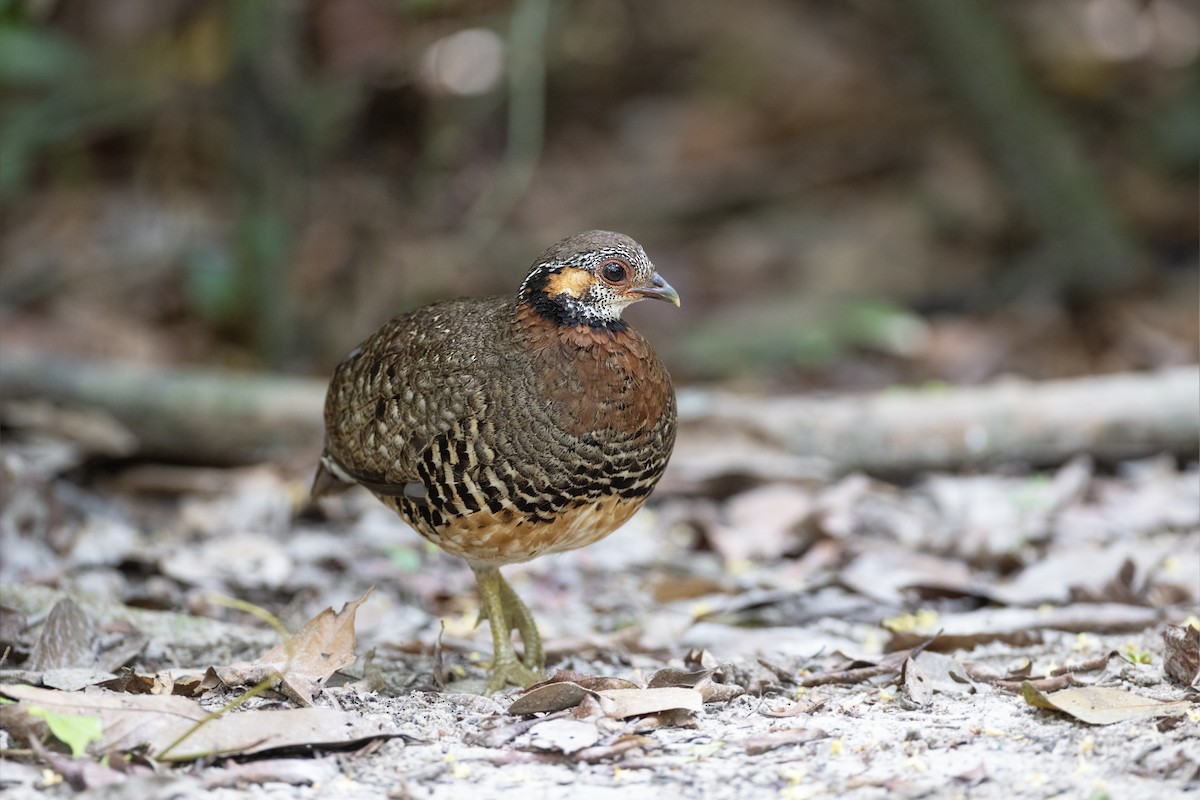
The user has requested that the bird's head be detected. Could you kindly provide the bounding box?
[518,231,680,330]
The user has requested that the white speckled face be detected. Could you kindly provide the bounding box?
[519,231,679,328]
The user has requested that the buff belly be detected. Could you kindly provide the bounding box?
[381,493,644,566]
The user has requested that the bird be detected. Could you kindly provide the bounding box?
[312,231,679,693]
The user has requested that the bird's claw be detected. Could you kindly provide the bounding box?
[485,658,543,695]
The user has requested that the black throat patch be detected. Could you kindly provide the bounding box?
[520,269,629,332]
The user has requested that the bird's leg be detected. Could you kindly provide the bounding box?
[497,573,544,672]
[471,565,542,693]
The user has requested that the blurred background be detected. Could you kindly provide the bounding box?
[1,0,1197,390]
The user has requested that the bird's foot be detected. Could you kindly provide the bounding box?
[473,571,545,672]
[472,565,546,694]
[485,657,543,695]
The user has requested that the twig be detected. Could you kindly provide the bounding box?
[156,596,294,761]
[993,674,1083,693]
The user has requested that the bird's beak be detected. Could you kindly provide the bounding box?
[631,273,681,307]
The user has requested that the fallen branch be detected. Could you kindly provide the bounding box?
[675,366,1199,475]
[1,350,324,464]
[1,349,1195,472]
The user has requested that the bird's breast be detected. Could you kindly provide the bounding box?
[525,321,675,439]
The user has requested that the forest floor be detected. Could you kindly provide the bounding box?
[1,425,1197,799]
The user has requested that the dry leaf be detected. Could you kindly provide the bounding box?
[900,649,974,706]
[530,670,639,693]
[509,681,595,715]
[1162,624,1200,688]
[509,672,642,715]
[986,539,1187,606]
[595,688,703,719]
[508,683,703,720]
[528,718,601,754]
[901,656,933,707]
[1,684,406,760]
[647,667,711,688]
[647,666,745,703]
[1020,682,1192,725]
[215,587,374,705]
[705,484,813,561]
[841,547,977,604]
[26,598,95,670]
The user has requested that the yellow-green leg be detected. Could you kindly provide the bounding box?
[471,565,544,693]
[497,574,544,671]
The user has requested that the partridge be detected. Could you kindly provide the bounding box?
[313,231,679,692]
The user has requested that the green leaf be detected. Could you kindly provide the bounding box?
[27,705,103,757]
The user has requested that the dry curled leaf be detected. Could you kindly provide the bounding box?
[214,587,373,705]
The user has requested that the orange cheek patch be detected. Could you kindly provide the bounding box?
[544,267,593,299]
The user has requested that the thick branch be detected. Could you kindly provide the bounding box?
[1,349,1195,472]
[0,350,325,464]
[675,367,1199,475]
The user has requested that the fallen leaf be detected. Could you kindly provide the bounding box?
[704,484,813,561]
[569,734,654,764]
[901,656,933,707]
[647,573,729,604]
[26,599,95,671]
[921,458,1091,558]
[509,681,595,715]
[25,598,146,676]
[1162,624,1200,688]
[953,762,988,786]
[986,539,1187,606]
[529,670,639,693]
[39,669,119,692]
[161,533,293,591]
[0,604,28,646]
[508,683,703,720]
[596,688,703,719]
[215,588,374,705]
[649,667,712,687]
[647,666,745,702]
[25,705,102,756]
[841,547,977,604]
[1020,682,1192,725]
[528,718,601,754]
[898,648,976,706]
[1,684,406,760]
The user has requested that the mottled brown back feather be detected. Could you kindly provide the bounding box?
[317,232,677,567]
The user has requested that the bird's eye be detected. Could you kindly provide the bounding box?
[600,260,628,284]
